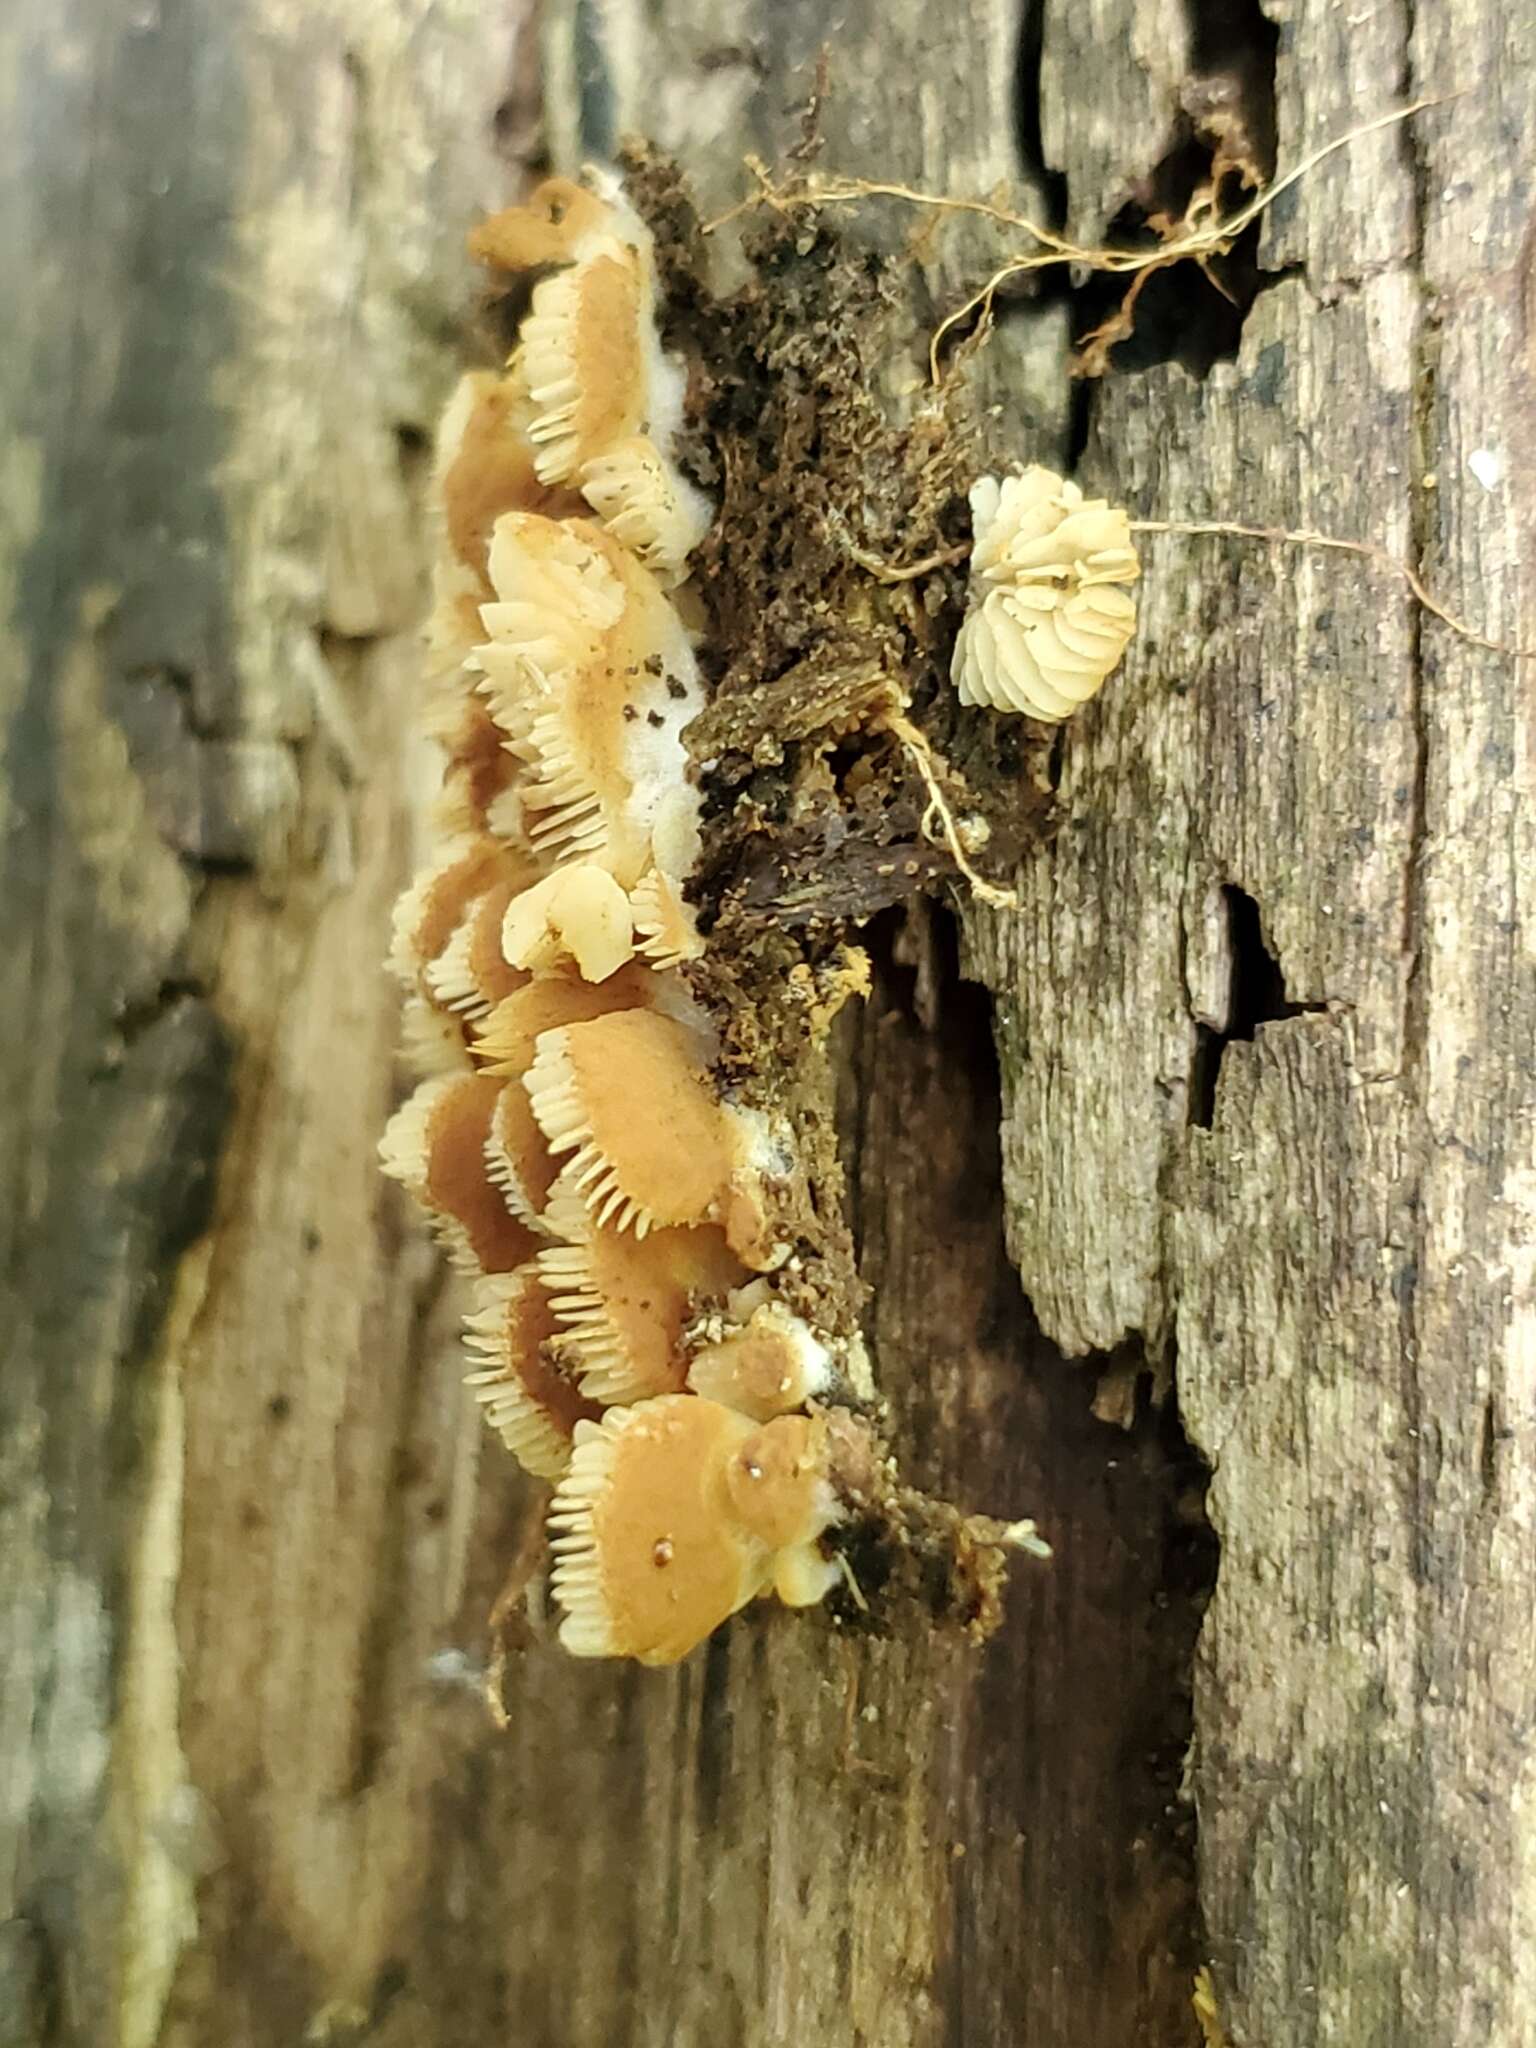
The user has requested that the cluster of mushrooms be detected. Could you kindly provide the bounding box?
[382,169,1140,1667]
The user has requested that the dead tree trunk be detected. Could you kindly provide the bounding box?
[2,2,1530,2045]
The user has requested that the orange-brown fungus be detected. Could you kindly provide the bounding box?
[422,1073,541,1272]
[538,1200,744,1404]
[550,1397,766,1664]
[440,371,577,574]
[724,1415,833,1552]
[464,1268,602,1480]
[525,1009,734,1233]
[486,1081,560,1227]
[458,871,538,1013]
[434,697,522,836]
[385,163,1049,1668]
[473,963,660,1080]
[564,255,646,464]
[467,177,614,273]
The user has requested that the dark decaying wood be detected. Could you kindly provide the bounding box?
[2,0,1531,2043]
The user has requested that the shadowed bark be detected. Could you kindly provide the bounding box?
[2,2,1530,2045]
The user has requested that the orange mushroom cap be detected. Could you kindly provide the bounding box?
[549,1396,768,1664]
[430,694,526,842]
[467,177,617,274]
[427,866,538,1023]
[484,1078,560,1233]
[474,513,704,888]
[578,435,712,587]
[524,1008,737,1235]
[436,368,583,581]
[722,1414,837,1553]
[379,1071,540,1275]
[463,1267,601,1480]
[472,961,665,1081]
[388,834,505,991]
[537,1177,746,1404]
[549,1396,842,1662]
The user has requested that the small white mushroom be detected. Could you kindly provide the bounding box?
[952,467,1140,722]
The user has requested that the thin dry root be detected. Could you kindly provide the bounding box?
[481,1497,551,1729]
[1132,518,1531,662]
[699,98,1456,384]
[879,703,1021,912]
[932,97,1452,381]
[842,533,970,584]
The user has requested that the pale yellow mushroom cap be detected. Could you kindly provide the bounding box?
[520,245,652,486]
[424,368,583,731]
[549,1396,769,1664]
[629,865,704,969]
[537,1176,746,1404]
[501,864,635,982]
[952,467,1140,722]
[435,367,581,581]
[398,994,471,1080]
[630,783,705,966]
[429,694,525,842]
[685,1300,834,1421]
[379,1072,541,1275]
[388,834,504,990]
[476,512,625,728]
[475,514,705,887]
[425,861,541,1023]
[472,162,694,522]
[578,434,713,587]
[722,1414,838,1553]
[524,1007,738,1235]
[484,1078,560,1231]
[462,1267,601,1481]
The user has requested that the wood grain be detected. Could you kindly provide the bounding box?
[3,0,1531,2044]
[968,4,1536,2043]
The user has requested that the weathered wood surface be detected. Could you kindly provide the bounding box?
[964,6,1536,2043]
[2,1,1530,2046]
